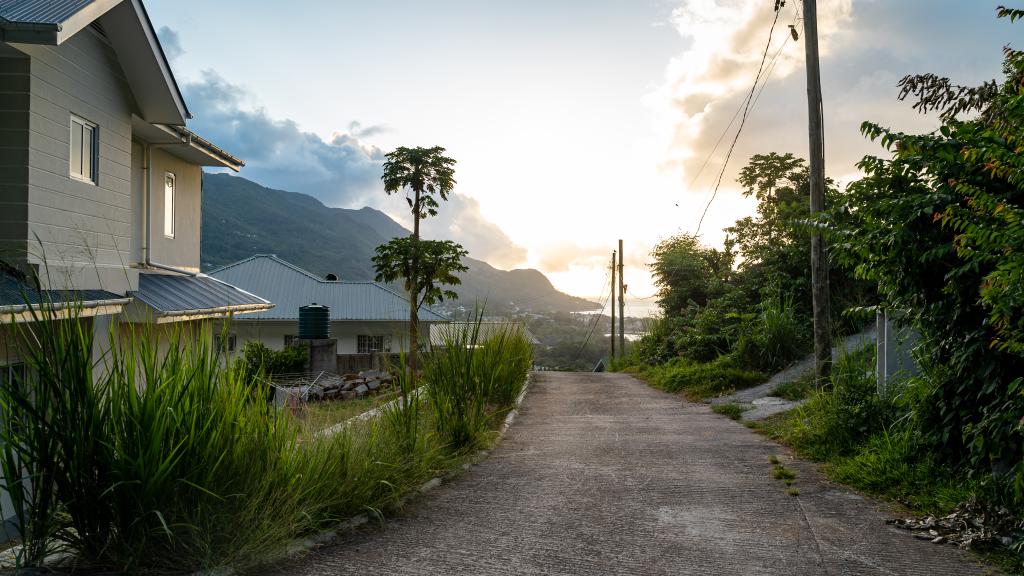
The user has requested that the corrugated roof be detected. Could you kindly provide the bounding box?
[1,270,127,312]
[0,0,94,24]
[429,322,539,347]
[208,255,448,322]
[133,272,273,316]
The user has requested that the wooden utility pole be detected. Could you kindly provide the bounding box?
[802,0,832,381]
[610,251,616,360]
[618,239,625,359]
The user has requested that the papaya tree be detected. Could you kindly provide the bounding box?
[375,146,462,373]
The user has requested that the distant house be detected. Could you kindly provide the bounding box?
[429,321,539,348]
[0,0,274,362]
[208,255,448,357]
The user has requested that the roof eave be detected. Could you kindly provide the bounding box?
[153,124,245,171]
[0,21,60,43]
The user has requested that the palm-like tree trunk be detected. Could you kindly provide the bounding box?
[409,188,421,376]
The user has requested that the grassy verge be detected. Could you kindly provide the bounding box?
[749,346,1024,573]
[771,370,815,401]
[0,302,532,574]
[711,403,747,420]
[632,355,765,401]
[294,391,398,439]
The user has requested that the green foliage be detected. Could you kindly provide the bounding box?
[772,371,815,401]
[649,233,731,315]
[373,237,469,308]
[425,312,532,451]
[642,355,765,400]
[381,146,457,222]
[711,403,746,421]
[825,23,1024,494]
[0,298,521,572]
[240,340,307,377]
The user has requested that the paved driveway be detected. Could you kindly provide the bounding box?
[265,372,992,575]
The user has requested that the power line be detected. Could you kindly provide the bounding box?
[694,5,790,234]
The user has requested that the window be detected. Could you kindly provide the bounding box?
[357,335,391,354]
[70,115,98,184]
[0,362,28,389]
[164,172,175,238]
[215,334,236,353]
[284,334,296,348]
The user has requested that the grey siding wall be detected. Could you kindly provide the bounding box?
[0,50,29,264]
[15,30,137,293]
[148,148,201,272]
[225,320,423,354]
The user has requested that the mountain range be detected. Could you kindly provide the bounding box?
[200,173,596,313]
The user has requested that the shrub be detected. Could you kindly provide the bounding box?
[653,356,765,400]
[425,314,532,451]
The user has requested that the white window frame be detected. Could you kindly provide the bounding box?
[69,115,98,184]
[163,171,175,239]
[357,335,392,354]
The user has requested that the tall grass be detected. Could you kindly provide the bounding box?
[0,300,448,572]
[425,314,532,451]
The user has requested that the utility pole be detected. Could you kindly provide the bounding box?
[618,239,625,359]
[802,0,832,381]
[610,251,616,360]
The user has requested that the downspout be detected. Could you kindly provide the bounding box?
[143,135,198,277]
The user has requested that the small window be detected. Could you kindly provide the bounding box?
[164,172,175,238]
[70,115,98,184]
[284,334,296,348]
[0,362,28,389]
[357,335,391,354]
[215,334,236,353]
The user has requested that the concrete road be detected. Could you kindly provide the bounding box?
[265,372,992,575]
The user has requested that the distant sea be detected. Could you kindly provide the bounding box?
[577,298,662,319]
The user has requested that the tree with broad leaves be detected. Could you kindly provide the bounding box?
[376,146,461,373]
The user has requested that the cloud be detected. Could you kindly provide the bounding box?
[156,26,183,62]
[418,194,528,269]
[654,0,1009,204]
[536,241,649,274]
[178,66,528,268]
[182,71,387,207]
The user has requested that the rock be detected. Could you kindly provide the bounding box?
[366,379,380,391]
[355,384,369,397]
[342,373,361,381]
[341,381,355,392]
[340,390,357,400]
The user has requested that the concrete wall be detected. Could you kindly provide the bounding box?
[221,320,421,355]
[0,48,29,265]
[12,30,137,294]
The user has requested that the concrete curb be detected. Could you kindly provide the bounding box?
[197,374,534,575]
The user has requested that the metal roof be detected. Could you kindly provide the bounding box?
[208,255,448,323]
[429,322,539,347]
[0,0,94,24]
[1,270,128,313]
[132,272,273,317]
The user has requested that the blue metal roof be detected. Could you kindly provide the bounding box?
[133,272,273,316]
[208,255,448,322]
[0,0,94,24]
[0,270,127,312]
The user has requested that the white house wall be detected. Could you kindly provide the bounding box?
[14,30,137,294]
[222,320,424,355]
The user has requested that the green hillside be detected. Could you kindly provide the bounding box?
[201,173,597,313]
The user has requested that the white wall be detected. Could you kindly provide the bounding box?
[13,29,139,294]
[220,320,427,355]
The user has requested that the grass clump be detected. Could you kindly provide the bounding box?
[772,371,815,401]
[0,300,530,573]
[641,355,765,401]
[425,312,533,451]
[711,403,747,421]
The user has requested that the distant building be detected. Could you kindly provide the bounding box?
[208,255,448,357]
[429,321,539,348]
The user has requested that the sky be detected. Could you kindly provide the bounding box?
[146,0,1019,303]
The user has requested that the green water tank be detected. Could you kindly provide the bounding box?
[298,304,330,339]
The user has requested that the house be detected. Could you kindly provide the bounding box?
[0,0,274,368]
[208,255,448,359]
[429,321,539,348]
